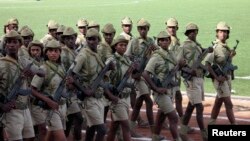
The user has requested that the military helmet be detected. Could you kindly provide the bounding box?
[88,21,100,28]
[6,18,19,25]
[86,28,101,41]
[111,35,128,47]
[47,20,59,29]
[156,31,170,39]
[137,18,150,27]
[44,39,61,50]
[57,25,66,33]
[20,27,34,37]
[101,23,116,33]
[76,18,88,27]
[121,16,133,25]
[28,40,44,49]
[166,17,178,27]
[61,27,77,37]
[185,23,199,31]
[216,21,230,31]
[4,30,23,44]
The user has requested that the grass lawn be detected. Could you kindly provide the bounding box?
[1,0,249,96]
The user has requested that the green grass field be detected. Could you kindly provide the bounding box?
[1,0,249,96]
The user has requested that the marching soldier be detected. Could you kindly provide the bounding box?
[31,40,68,141]
[19,26,34,58]
[28,40,47,141]
[98,23,116,125]
[178,23,207,141]
[72,28,118,141]
[106,35,132,141]
[40,20,60,45]
[143,31,186,141]
[205,22,237,125]
[125,18,155,136]
[0,30,44,141]
[75,18,88,47]
[60,27,83,141]
[56,25,66,44]
[120,16,133,40]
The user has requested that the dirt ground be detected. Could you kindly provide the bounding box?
[66,94,250,141]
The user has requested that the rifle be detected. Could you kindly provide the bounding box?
[181,46,213,81]
[111,63,135,97]
[207,40,239,79]
[152,64,180,89]
[0,63,32,116]
[132,42,156,78]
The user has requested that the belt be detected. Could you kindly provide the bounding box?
[15,102,28,110]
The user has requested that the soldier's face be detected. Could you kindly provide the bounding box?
[158,37,171,50]
[22,36,33,47]
[56,32,63,40]
[5,39,21,55]
[167,26,177,36]
[64,35,76,49]
[137,26,149,38]
[122,24,132,34]
[30,45,42,58]
[217,30,228,41]
[103,33,115,45]
[78,26,87,35]
[115,42,128,55]
[187,30,198,40]
[49,29,57,38]
[46,48,61,62]
[86,36,99,49]
[8,24,18,31]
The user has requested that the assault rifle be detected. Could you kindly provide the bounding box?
[152,64,180,89]
[207,40,239,79]
[181,46,213,81]
[0,63,33,116]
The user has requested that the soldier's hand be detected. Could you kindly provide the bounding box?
[216,76,227,83]
[66,76,74,89]
[155,87,168,95]
[208,47,214,53]
[1,100,15,112]
[230,50,236,57]
[46,98,59,110]
[178,59,186,68]
[190,69,197,76]
[111,96,119,104]
[84,87,94,97]
[23,68,34,77]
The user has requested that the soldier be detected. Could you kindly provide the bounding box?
[125,18,155,136]
[143,31,186,141]
[205,22,237,125]
[120,16,133,40]
[19,27,34,58]
[31,40,68,141]
[56,25,66,44]
[27,40,47,141]
[75,18,88,47]
[0,18,19,57]
[60,27,83,141]
[72,28,118,141]
[178,23,207,141]
[40,20,60,45]
[87,21,100,32]
[0,30,44,141]
[106,35,132,141]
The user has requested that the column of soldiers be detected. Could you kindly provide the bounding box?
[0,17,237,141]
